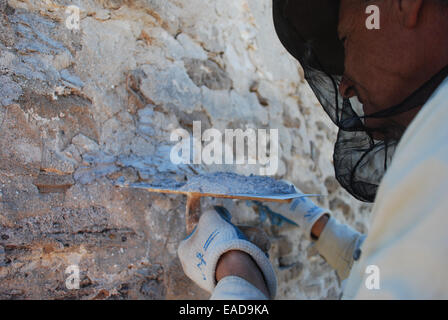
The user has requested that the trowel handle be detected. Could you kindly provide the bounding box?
[186,194,201,234]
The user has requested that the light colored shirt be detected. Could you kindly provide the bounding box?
[211,75,448,300]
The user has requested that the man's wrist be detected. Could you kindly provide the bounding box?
[215,250,270,298]
[311,214,330,240]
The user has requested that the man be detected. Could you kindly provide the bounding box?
[177,0,448,299]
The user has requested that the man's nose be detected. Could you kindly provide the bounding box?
[339,76,356,99]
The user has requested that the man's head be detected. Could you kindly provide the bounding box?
[272,0,448,202]
[338,0,448,132]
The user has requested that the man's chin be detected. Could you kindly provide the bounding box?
[362,101,421,141]
[364,117,406,141]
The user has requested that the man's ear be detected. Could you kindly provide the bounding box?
[396,0,424,28]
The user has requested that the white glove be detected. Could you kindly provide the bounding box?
[178,206,277,299]
[282,182,331,240]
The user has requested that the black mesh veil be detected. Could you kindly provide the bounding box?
[273,0,448,202]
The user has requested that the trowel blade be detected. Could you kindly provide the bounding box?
[116,181,322,203]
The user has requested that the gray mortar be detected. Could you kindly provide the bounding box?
[178,172,296,195]
[123,172,297,195]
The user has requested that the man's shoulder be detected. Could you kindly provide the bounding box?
[377,77,448,199]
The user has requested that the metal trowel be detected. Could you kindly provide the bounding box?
[116,179,321,234]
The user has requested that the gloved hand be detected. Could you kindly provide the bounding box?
[177,206,277,298]
[282,182,331,240]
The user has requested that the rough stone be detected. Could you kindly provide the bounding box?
[177,33,208,60]
[0,245,5,266]
[72,134,100,154]
[184,58,233,91]
[0,75,22,106]
[33,172,74,194]
[139,64,202,113]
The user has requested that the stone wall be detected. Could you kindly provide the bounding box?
[0,0,372,299]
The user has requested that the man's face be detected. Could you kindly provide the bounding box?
[338,0,424,132]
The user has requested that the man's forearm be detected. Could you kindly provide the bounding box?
[311,214,330,240]
[214,214,330,298]
[216,250,270,299]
